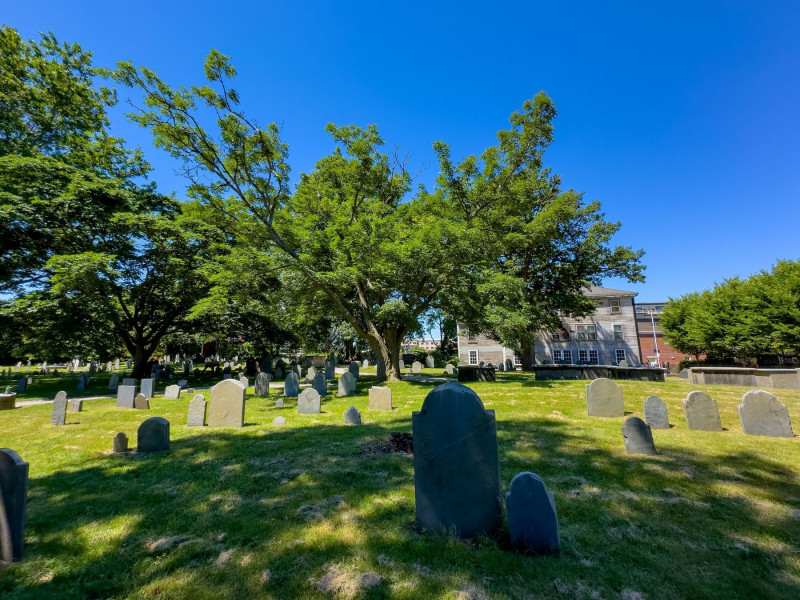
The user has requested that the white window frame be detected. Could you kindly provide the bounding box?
[575,325,587,340]
[563,349,573,363]
[514,354,521,366]
[610,299,621,314]
[613,324,623,340]
[553,349,562,362]
[586,325,597,341]
[469,350,478,365]
[615,349,626,364]
[589,349,599,364]
[578,349,588,363]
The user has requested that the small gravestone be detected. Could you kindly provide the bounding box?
[134,393,149,410]
[122,378,136,387]
[116,385,136,409]
[297,388,321,414]
[362,359,369,368]
[275,398,284,408]
[311,372,327,396]
[425,355,435,368]
[187,394,207,427]
[344,406,361,425]
[68,398,82,413]
[51,392,68,426]
[506,472,560,553]
[255,372,271,396]
[0,448,29,561]
[108,374,119,391]
[368,386,392,410]
[208,379,246,427]
[140,378,155,399]
[338,372,355,396]
[497,363,505,372]
[506,359,514,371]
[239,375,249,389]
[677,369,689,379]
[683,391,722,431]
[412,382,502,537]
[112,432,128,453]
[137,417,169,452]
[622,416,658,455]
[272,416,286,426]
[445,364,455,375]
[325,360,335,380]
[306,366,317,382]
[16,379,26,393]
[411,361,423,374]
[164,385,181,400]
[349,361,360,378]
[283,372,300,397]
[399,359,405,370]
[585,378,624,417]
[643,396,670,429]
[738,389,794,438]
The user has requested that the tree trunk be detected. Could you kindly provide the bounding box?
[367,330,404,382]
[132,341,152,379]
[520,342,536,370]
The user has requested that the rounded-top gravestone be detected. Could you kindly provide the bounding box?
[505,471,560,553]
[349,361,360,378]
[411,361,423,374]
[738,389,794,438]
[683,391,722,431]
[51,391,68,426]
[255,372,271,396]
[208,379,246,427]
[622,416,657,455]
[0,448,29,561]
[338,372,356,396]
[643,395,669,429]
[585,378,624,417]
[344,406,361,425]
[297,388,321,414]
[283,372,300,397]
[137,417,170,452]
[311,372,327,396]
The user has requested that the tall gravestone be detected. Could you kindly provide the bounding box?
[411,361,423,374]
[15,379,26,393]
[137,417,170,452]
[344,406,361,425]
[297,388,321,414]
[164,385,181,400]
[274,366,284,380]
[208,379,246,427]
[255,372,271,396]
[311,372,327,396]
[338,372,355,396]
[0,448,29,562]
[187,394,207,427]
[284,372,300,397]
[368,386,392,410]
[140,379,155,400]
[349,362,360,378]
[506,472,560,553]
[306,366,317,383]
[738,389,794,438]
[622,417,658,455]
[108,374,119,391]
[51,392,68,426]
[585,378,624,417]
[412,383,502,537]
[643,396,670,429]
[116,385,136,409]
[683,391,722,431]
[325,360,335,380]
[425,355,435,368]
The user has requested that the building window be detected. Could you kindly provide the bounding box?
[578,349,588,363]
[614,324,623,340]
[467,333,477,343]
[575,325,586,340]
[615,349,626,364]
[469,350,478,365]
[589,349,599,364]
[587,325,597,340]
[514,354,521,366]
[563,349,572,363]
[551,327,569,341]
[551,330,561,341]
[553,350,562,363]
[610,299,620,314]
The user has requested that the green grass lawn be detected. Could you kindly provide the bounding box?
[1,373,798,599]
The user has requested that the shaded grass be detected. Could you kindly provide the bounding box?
[0,373,798,599]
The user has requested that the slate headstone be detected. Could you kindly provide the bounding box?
[272,416,286,426]
[412,382,502,537]
[177,379,188,388]
[283,372,300,397]
[344,406,361,425]
[683,391,722,431]
[116,385,136,409]
[275,398,284,408]
[122,378,136,387]
[297,388,321,414]
[108,374,119,391]
[274,366,284,380]
[255,372,271,396]
[311,372,327,396]
[425,355,435,368]
[164,385,181,400]
[643,395,670,429]
[113,432,128,453]
[208,379,246,427]
[585,378,624,417]
[497,363,505,372]
[0,448,29,561]
[51,392,68,426]
[368,386,392,410]
[738,389,794,438]
[411,361,423,374]
[505,359,515,372]
[187,394,207,427]
[677,369,689,379]
[140,378,155,400]
[325,360,335,380]
[15,379,26,393]
[68,398,82,413]
[349,361,360,378]
[505,472,560,553]
[137,417,169,452]
[338,372,355,396]
[622,416,658,455]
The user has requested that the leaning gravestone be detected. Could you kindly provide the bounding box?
[116,385,136,409]
[425,355,435,368]
[349,361,360,378]
[738,389,794,438]
[239,375,249,389]
[164,385,181,400]
[0,448,29,561]
[108,374,119,391]
[338,372,355,396]
[208,379,246,427]
[297,388,321,414]
[344,406,361,425]
[187,394,207,427]
[134,393,149,410]
[112,432,128,453]
[140,378,155,400]
[585,378,624,417]
[325,360,335,380]
[255,372,271,396]
[445,364,455,375]
[643,395,670,429]
[137,417,169,452]
[506,472,560,553]
[68,398,82,413]
[622,416,658,455]
[311,372,327,396]
[412,361,423,374]
[51,392,68,426]
[283,372,300,397]
[683,391,722,431]
[15,379,26,393]
[412,382,502,537]
[368,386,392,410]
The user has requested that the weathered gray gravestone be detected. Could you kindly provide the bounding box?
[177,379,188,388]
[239,375,249,389]
[368,386,392,410]
[618,359,629,368]
[137,417,169,452]
[51,392,68,426]
[411,361,423,374]
[505,472,560,553]
[68,398,82,413]
[112,432,128,453]
[738,389,794,438]
[255,372,271,396]
[344,406,361,425]
[338,372,355,396]
[108,374,119,391]
[585,378,624,417]
[445,364,455,375]
[122,378,136,387]
[134,393,149,410]
[275,398,284,408]
[311,372,327,396]
[283,372,300,397]
[272,416,286,426]
[0,448,29,561]
[297,388,321,414]
[140,378,155,400]
[643,395,670,429]
[425,355,435,368]
[116,385,136,409]
[683,391,722,431]
[164,385,181,400]
[412,382,502,537]
[677,369,689,379]
[398,359,405,370]
[306,366,317,382]
[325,360,335,380]
[349,361,360,378]
[187,394,207,427]
[208,379,246,427]
[15,379,26,393]
[622,416,658,455]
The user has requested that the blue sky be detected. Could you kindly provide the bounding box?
[4,1,799,302]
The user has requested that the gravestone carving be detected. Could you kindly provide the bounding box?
[643,395,669,429]
[738,389,794,438]
[683,391,722,431]
[297,388,321,414]
[208,379,246,427]
[622,416,658,455]
[585,378,624,417]
[505,472,560,553]
[137,417,169,452]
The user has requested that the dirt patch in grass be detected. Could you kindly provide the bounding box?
[313,564,382,597]
[358,432,413,456]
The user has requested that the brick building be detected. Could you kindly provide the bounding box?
[635,302,696,372]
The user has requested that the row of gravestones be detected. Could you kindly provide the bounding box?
[586,377,794,437]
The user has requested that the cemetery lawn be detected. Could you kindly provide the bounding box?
[1,374,799,599]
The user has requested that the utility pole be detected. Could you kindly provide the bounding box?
[649,309,661,368]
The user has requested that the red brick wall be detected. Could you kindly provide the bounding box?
[638,333,696,372]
